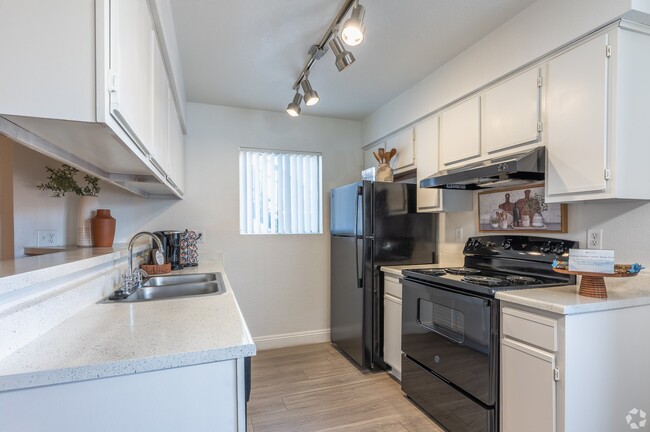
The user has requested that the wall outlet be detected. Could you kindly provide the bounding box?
[455,227,463,242]
[37,230,58,246]
[587,229,603,249]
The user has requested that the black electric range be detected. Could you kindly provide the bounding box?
[400,235,578,432]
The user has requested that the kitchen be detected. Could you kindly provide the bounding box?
[1,0,650,431]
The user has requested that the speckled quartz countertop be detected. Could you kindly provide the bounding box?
[496,273,650,315]
[0,258,256,392]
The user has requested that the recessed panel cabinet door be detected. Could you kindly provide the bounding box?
[483,68,541,153]
[440,96,481,166]
[501,338,556,432]
[151,33,171,175]
[415,117,441,211]
[546,34,609,197]
[386,128,415,172]
[110,0,154,151]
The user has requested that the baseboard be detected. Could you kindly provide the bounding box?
[253,329,331,351]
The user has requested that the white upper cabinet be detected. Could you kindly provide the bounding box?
[151,32,172,176]
[415,117,473,213]
[0,0,185,199]
[169,95,185,194]
[364,142,385,170]
[483,68,541,154]
[546,34,608,199]
[440,96,481,167]
[545,23,650,202]
[110,0,154,152]
[386,128,415,172]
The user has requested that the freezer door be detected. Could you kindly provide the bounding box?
[330,235,365,366]
[331,182,363,237]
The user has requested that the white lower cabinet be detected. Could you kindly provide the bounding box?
[500,302,650,432]
[383,273,402,380]
[0,359,247,432]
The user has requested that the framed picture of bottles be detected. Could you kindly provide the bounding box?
[477,183,568,233]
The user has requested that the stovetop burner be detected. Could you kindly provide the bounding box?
[461,275,509,286]
[413,268,447,276]
[504,275,541,285]
[444,267,482,275]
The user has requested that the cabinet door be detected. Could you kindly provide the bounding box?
[364,142,385,170]
[386,129,415,172]
[169,97,185,194]
[110,0,154,152]
[483,68,541,153]
[546,34,609,198]
[383,293,402,376]
[415,117,441,211]
[440,96,481,166]
[501,338,556,432]
[151,33,171,176]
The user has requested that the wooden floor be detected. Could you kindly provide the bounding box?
[247,343,444,432]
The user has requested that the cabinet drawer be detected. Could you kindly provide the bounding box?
[502,307,557,352]
[384,275,402,299]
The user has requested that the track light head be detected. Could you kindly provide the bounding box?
[301,78,320,106]
[329,36,356,72]
[286,92,303,117]
[342,3,365,46]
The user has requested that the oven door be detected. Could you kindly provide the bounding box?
[402,278,498,406]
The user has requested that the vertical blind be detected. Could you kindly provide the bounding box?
[239,148,323,234]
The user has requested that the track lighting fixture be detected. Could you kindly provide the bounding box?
[301,77,320,106]
[341,1,365,46]
[329,34,356,72]
[286,91,302,117]
[286,0,367,116]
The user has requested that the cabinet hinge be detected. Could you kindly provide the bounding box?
[537,122,543,132]
[553,368,560,382]
[606,45,612,58]
[537,76,543,87]
[604,168,611,180]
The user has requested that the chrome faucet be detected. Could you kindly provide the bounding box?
[120,231,165,294]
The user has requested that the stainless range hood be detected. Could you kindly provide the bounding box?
[420,146,545,190]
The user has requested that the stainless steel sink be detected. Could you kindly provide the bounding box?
[143,273,217,287]
[103,272,225,303]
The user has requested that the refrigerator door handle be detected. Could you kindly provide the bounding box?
[355,186,363,288]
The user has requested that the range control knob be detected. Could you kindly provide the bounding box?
[502,239,512,250]
[540,242,553,254]
[472,239,483,250]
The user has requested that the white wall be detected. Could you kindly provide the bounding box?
[8,104,362,345]
[362,0,650,265]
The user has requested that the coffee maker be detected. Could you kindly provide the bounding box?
[154,231,183,270]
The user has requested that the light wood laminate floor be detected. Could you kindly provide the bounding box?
[247,343,443,432]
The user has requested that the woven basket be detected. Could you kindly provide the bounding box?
[140,263,172,275]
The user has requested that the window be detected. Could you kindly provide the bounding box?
[239,148,322,234]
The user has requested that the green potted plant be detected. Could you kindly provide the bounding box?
[38,164,101,247]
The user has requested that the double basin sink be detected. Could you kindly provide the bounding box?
[104,272,226,303]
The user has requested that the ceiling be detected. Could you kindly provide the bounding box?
[169,0,537,121]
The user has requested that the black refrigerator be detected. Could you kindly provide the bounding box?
[330,181,437,369]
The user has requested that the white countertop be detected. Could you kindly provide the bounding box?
[0,258,256,392]
[496,273,650,315]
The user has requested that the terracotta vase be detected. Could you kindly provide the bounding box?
[91,209,116,247]
[77,195,99,247]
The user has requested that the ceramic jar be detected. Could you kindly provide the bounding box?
[77,195,99,247]
[376,163,394,182]
[90,209,116,247]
